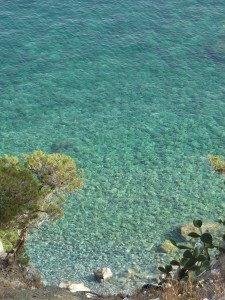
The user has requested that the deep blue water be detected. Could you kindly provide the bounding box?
[0,0,225,294]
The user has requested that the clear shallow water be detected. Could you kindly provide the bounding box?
[1,0,225,294]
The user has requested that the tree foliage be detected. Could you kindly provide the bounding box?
[0,151,84,232]
[0,155,40,228]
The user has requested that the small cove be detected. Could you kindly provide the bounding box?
[0,0,225,294]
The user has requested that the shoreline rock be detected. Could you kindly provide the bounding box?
[59,281,91,293]
[94,268,113,282]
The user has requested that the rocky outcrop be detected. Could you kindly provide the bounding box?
[21,265,43,288]
[0,259,42,290]
[0,259,93,300]
[0,286,92,300]
[94,267,113,282]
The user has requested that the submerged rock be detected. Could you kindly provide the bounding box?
[123,268,137,280]
[159,240,177,253]
[122,268,151,281]
[94,267,113,282]
[179,222,219,239]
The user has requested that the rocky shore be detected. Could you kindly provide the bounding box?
[0,220,225,300]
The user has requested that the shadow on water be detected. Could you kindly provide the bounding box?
[50,140,78,154]
[204,42,225,64]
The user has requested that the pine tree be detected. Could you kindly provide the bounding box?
[0,151,83,264]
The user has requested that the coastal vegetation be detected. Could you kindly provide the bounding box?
[208,154,225,175]
[152,154,225,299]
[0,151,83,264]
[158,219,225,279]
[0,151,224,299]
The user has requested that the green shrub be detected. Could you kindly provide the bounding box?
[158,219,225,281]
[0,151,84,262]
[0,229,19,251]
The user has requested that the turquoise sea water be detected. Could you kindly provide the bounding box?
[1,0,225,294]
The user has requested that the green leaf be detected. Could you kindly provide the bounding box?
[169,239,177,246]
[193,220,202,228]
[218,219,225,226]
[180,257,189,267]
[158,266,166,273]
[201,260,210,270]
[165,265,172,273]
[196,254,207,262]
[218,247,225,253]
[188,265,200,272]
[184,257,197,269]
[222,234,225,241]
[176,244,192,250]
[170,260,180,266]
[188,232,201,238]
[183,250,193,259]
[201,233,213,245]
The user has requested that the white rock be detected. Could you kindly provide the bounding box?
[94,267,113,282]
[0,239,5,255]
[86,293,96,299]
[59,281,70,289]
[69,282,90,293]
